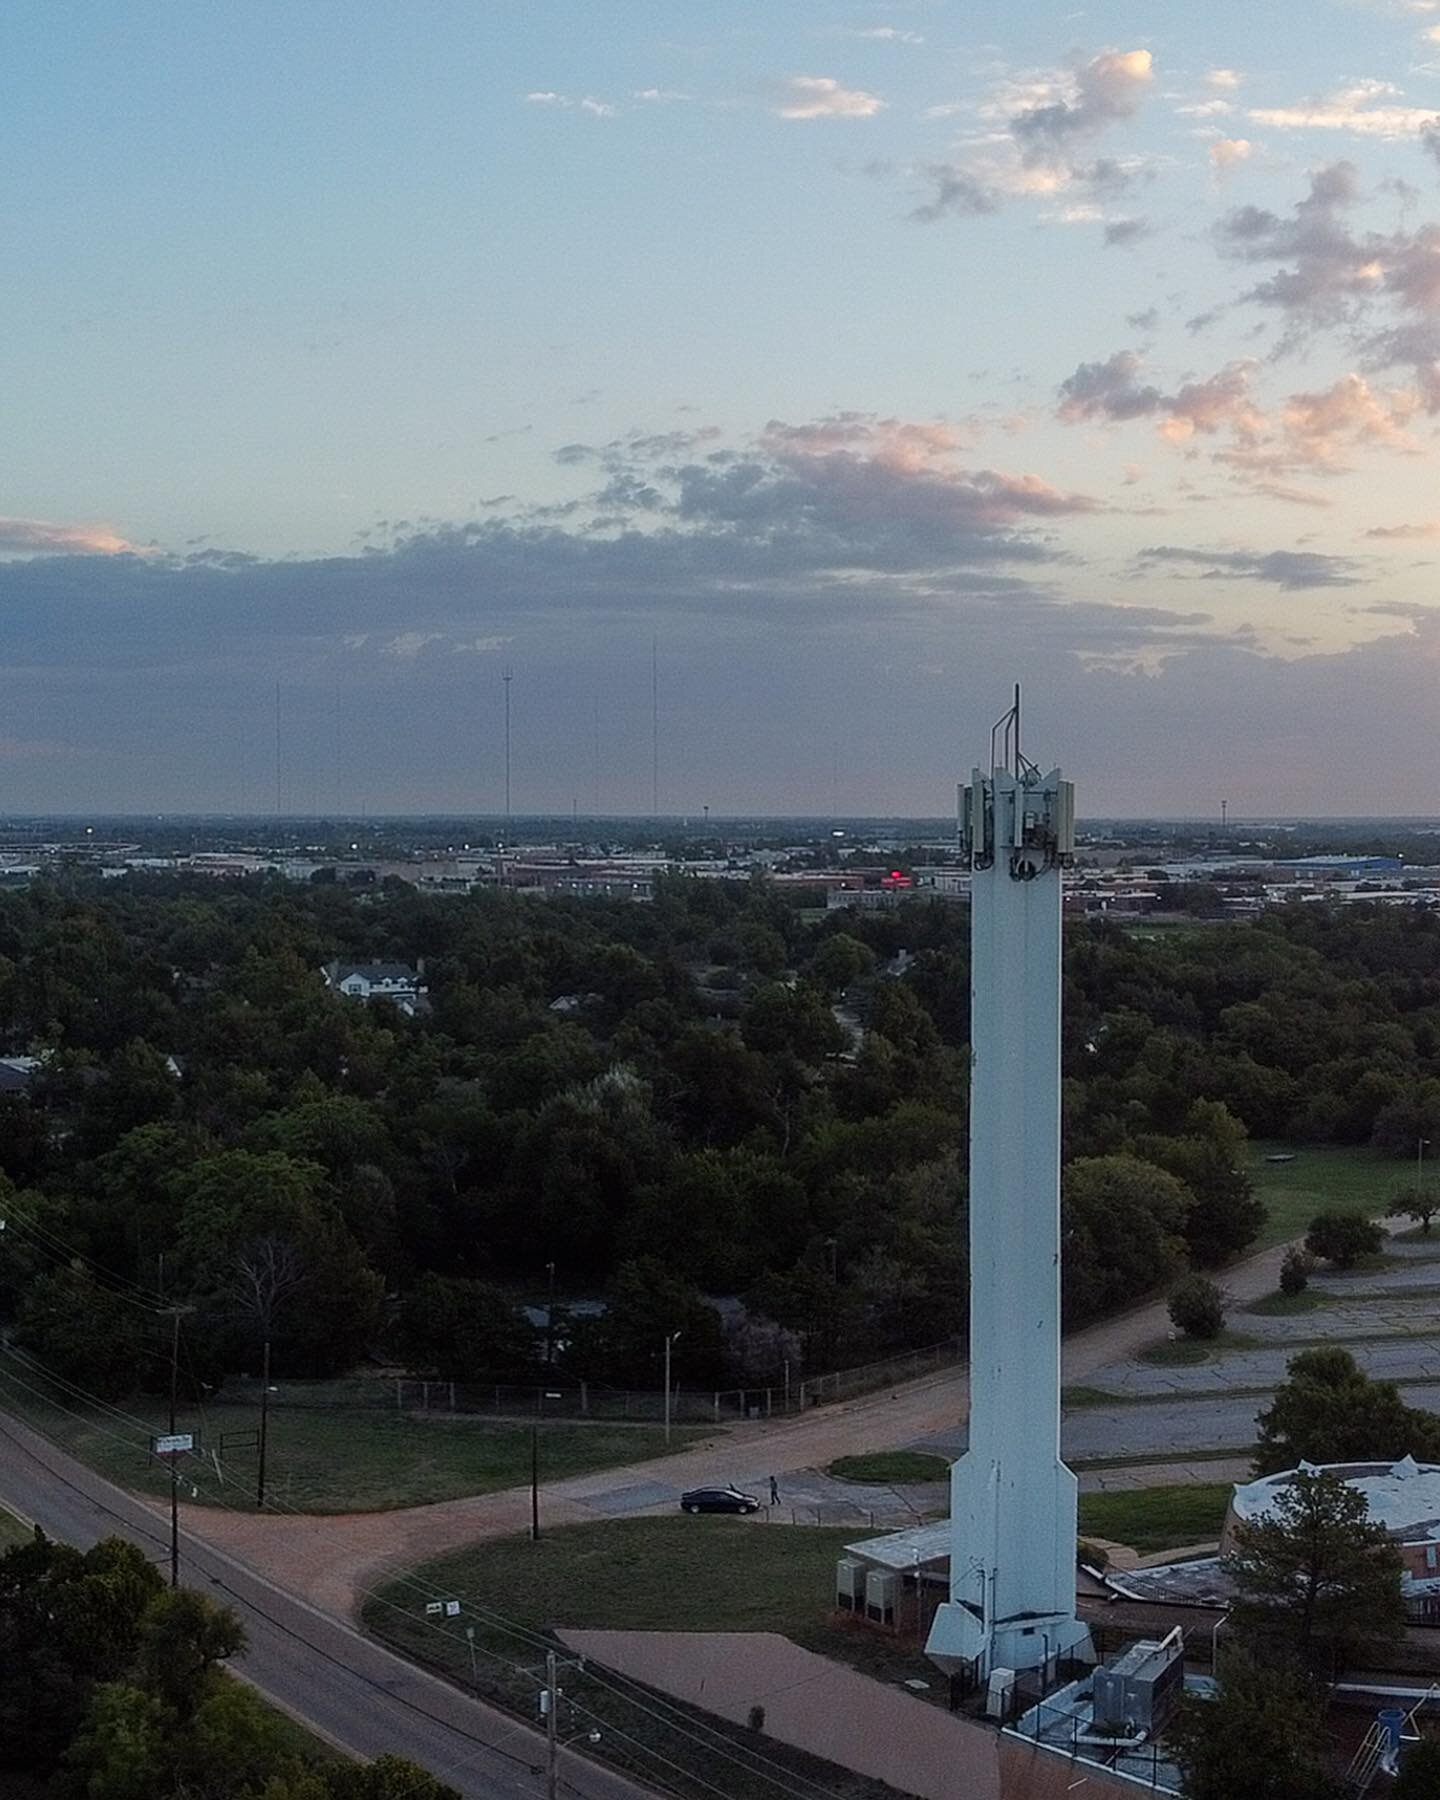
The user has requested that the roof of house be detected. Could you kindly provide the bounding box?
[326,961,420,985]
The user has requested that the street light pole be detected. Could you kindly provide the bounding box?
[1420,1135,1430,1197]
[256,1335,271,1511]
[544,1260,556,1366]
[664,1331,682,1445]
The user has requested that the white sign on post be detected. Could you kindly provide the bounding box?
[445,1600,461,1617]
[152,1433,194,1457]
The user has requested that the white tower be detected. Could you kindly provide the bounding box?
[926,693,1093,1682]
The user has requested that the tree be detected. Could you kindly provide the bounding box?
[1255,1347,1440,1473]
[12,1265,153,1401]
[1226,1468,1404,1666]
[1168,1275,1226,1340]
[1278,1248,1311,1296]
[1393,1736,1440,1799]
[329,1755,462,1800]
[1170,1653,1344,1800]
[0,1534,163,1773]
[1305,1210,1383,1269]
[808,934,876,994]
[395,1275,536,1380]
[1061,1156,1188,1326]
[1390,1186,1440,1235]
[133,1588,246,1719]
[59,1681,171,1800]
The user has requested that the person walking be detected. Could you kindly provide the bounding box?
[769,1474,780,1506]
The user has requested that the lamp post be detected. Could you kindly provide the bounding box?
[664,1331,682,1445]
[1420,1136,1431,1198]
[544,1260,556,1366]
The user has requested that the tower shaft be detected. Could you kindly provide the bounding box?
[926,753,1091,1680]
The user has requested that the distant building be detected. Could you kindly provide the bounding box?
[320,960,430,1017]
[1225,1458,1440,1623]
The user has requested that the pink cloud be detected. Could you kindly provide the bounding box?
[0,517,139,556]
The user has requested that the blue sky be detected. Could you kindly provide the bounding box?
[4,0,1440,814]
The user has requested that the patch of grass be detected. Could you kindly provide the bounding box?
[1077,1483,1233,1554]
[0,1506,34,1551]
[1071,1446,1256,1473]
[1249,1141,1410,1248]
[1062,1385,1123,1408]
[366,1519,918,1800]
[1244,1288,1330,1316]
[0,1369,701,1513]
[1137,1329,1259,1366]
[826,1451,949,1485]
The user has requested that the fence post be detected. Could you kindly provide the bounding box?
[422,1380,429,1411]
[765,1387,772,1416]
[713,1392,720,1424]
[448,1381,455,1412]
[395,1379,402,1412]
[580,1380,588,1415]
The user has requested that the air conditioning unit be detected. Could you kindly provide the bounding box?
[834,1558,866,1610]
[865,1569,901,1626]
[986,1667,1017,1720]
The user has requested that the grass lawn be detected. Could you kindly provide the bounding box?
[1249,1141,1412,1248]
[366,1518,916,1800]
[1136,1329,1258,1367]
[1077,1482,1233,1554]
[0,1370,701,1514]
[826,1451,949,1485]
[1244,1287,1330,1316]
[0,1506,33,1550]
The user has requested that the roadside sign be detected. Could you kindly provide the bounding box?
[152,1433,194,1457]
[425,1602,443,1616]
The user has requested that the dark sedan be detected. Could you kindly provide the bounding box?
[679,1485,760,1515]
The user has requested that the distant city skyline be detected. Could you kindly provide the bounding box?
[4,1,1440,813]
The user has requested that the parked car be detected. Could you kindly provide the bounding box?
[679,1485,760,1515]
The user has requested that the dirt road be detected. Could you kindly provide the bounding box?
[179,1238,1296,1618]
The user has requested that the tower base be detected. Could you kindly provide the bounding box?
[927,1603,1093,1680]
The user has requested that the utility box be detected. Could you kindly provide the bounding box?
[985,1667,1017,1720]
[864,1570,900,1628]
[834,1558,866,1612]
[1092,1631,1184,1737]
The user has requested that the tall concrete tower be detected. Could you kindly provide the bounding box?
[926,694,1092,1681]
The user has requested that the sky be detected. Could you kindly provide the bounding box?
[5,1,1440,817]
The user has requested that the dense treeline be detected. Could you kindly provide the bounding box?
[0,873,1436,1396]
[0,1529,456,1799]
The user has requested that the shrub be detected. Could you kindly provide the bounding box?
[1168,1274,1226,1340]
[1305,1212,1384,1269]
[1279,1248,1311,1296]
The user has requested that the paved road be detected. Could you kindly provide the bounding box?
[179,1238,1304,1617]
[0,1412,650,1800]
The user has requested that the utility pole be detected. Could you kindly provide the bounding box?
[544,1261,556,1367]
[163,1305,195,1588]
[256,1335,272,1511]
[1221,798,1228,834]
[1420,1136,1430,1198]
[544,1648,559,1800]
[664,1330,682,1445]
[531,1384,544,1542]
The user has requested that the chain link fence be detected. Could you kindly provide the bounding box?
[217,1332,966,1425]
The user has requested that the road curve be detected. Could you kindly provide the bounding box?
[0,1411,653,1800]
